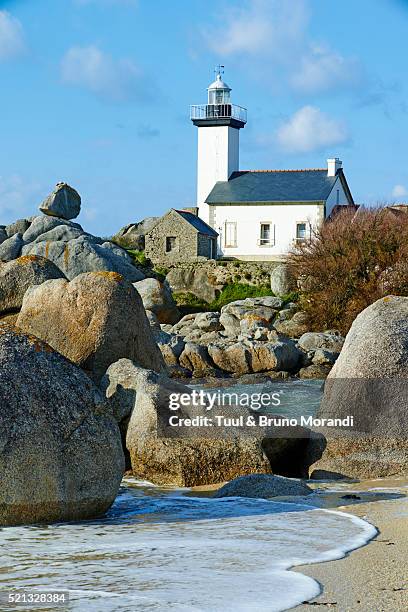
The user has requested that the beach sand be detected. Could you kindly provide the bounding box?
[294,478,408,612]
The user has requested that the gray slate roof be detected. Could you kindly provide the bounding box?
[175,210,218,237]
[206,170,340,204]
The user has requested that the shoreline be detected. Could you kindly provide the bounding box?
[294,478,408,611]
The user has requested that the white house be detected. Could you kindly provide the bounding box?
[191,69,355,261]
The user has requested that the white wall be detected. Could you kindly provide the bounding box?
[325,177,349,217]
[212,203,323,259]
[196,126,240,224]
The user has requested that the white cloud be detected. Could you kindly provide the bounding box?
[201,0,362,95]
[392,184,408,198]
[291,44,362,94]
[61,45,153,103]
[276,105,348,153]
[0,10,25,61]
[202,0,307,61]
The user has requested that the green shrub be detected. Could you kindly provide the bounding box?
[127,249,150,267]
[209,283,275,310]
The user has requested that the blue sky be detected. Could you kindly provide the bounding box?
[0,0,408,236]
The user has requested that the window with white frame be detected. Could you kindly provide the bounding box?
[224,221,237,247]
[296,222,309,242]
[258,222,274,246]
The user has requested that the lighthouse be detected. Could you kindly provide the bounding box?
[190,67,247,225]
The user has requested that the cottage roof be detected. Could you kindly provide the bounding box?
[174,210,219,237]
[206,169,352,204]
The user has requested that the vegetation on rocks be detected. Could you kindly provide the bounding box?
[289,207,408,334]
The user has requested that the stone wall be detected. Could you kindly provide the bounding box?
[145,210,198,263]
[166,260,279,303]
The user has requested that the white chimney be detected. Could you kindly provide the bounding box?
[327,158,342,177]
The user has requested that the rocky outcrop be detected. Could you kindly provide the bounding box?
[156,298,342,379]
[309,296,408,478]
[39,182,81,220]
[16,271,166,382]
[103,360,316,486]
[274,311,310,338]
[1,185,146,283]
[213,474,312,498]
[23,236,144,282]
[0,324,124,526]
[0,255,66,314]
[166,266,224,303]
[133,277,180,324]
[112,217,159,250]
[0,234,24,262]
[270,264,296,296]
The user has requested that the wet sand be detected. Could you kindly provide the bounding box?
[294,478,408,612]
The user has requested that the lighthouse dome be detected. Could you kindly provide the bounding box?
[207,69,231,104]
[208,73,231,92]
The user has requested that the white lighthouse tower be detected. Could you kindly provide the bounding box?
[190,67,247,225]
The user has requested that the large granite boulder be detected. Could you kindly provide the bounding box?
[166,267,224,303]
[104,360,318,485]
[0,234,24,262]
[113,217,159,249]
[208,340,300,375]
[0,324,124,526]
[133,277,180,324]
[16,271,166,382]
[23,236,144,282]
[179,342,220,377]
[22,215,83,243]
[298,332,344,353]
[0,255,66,314]
[104,360,301,487]
[39,182,81,220]
[270,264,296,296]
[213,474,312,499]
[5,218,31,237]
[309,296,408,478]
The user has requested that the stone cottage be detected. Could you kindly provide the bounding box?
[144,208,218,263]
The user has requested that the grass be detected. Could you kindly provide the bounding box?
[173,283,298,315]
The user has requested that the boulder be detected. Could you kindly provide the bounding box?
[5,218,31,237]
[156,331,185,367]
[194,311,223,332]
[166,267,225,303]
[209,340,300,375]
[23,236,144,282]
[298,332,344,353]
[179,342,220,377]
[274,311,310,338]
[103,360,318,485]
[298,364,332,379]
[0,324,124,526]
[112,217,159,249]
[219,311,241,337]
[0,234,24,262]
[0,255,66,314]
[0,228,7,244]
[103,361,271,486]
[39,182,81,220]
[312,349,339,366]
[270,264,296,296]
[133,277,180,324]
[30,225,88,244]
[309,296,408,478]
[22,215,83,243]
[213,474,312,499]
[16,271,166,382]
[208,341,251,375]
